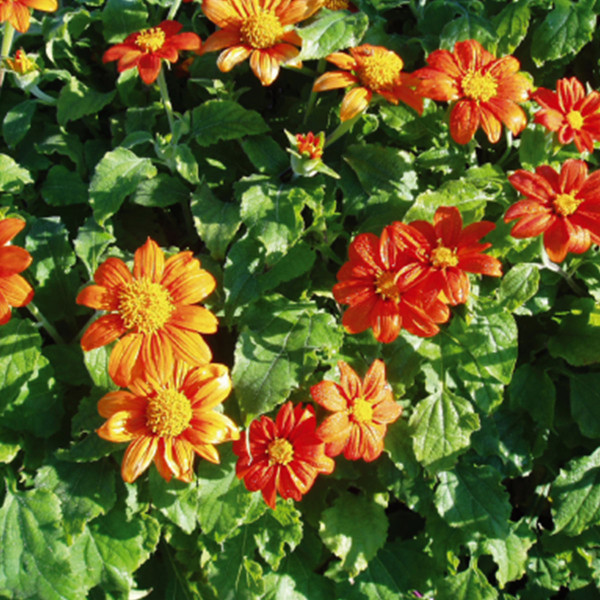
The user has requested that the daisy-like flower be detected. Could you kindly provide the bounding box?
[312,360,401,461]
[77,237,218,387]
[505,159,600,263]
[391,207,502,305]
[532,77,600,154]
[97,361,239,483]
[233,401,335,509]
[102,20,201,85]
[4,48,37,75]
[201,0,320,86]
[313,44,424,122]
[415,39,530,144]
[0,218,34,325]
[0,0,57,33]
[333,226,450,343]
[295,131,324,159]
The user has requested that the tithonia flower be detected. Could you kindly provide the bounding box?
[532,77,600,154]
[415,39,530,144]
[313,44,424,122]
[103,20,201,85]
[0,218,34,325]
[312,360,402,461]
[4,48,37,75]
[505,159,600,263]
[322,0,358,11]
[296,131,324,159]
[391,207,503,305]
[333,226,450,343]
[0,0,57,33]
[77,238,218,387]
[233,401,335,509]
[201,0,320,86]
[97,361,239,483]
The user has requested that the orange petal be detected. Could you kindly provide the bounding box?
[11,3,31,33]
[81,313,126,351]
[480,107,502,143]
[202,0,243,28]
[185,364,232,408]
[108,333,143,387]
[450,99,479,144]
[310,380,347,412]
[487,98,527,136]
[217,45,251,71]
[0,273,34,307]
[202,28,243,54]
[166,269,216,305]
[313,70,358,92]
[121,435,159,483]
[325,52,356,71]
[94,257,132,289]
[169,305,218,334]
[97,391,144,418]
[0,292,12,325]
[137,54,162,85]
[164,325,212,366]
[76,285,115,311]
[133,238,164,282]
[0,218,25,246]
[23,0,57,11]
[340,86,371,121]
[316,413,352,447]
[97,409,147,443]
[249,49,280,86]
[543,219,570,263]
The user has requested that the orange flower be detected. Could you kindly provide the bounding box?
[103,20,201,85]
[505,159,600,263]
[0,0,57,33]
[4,48,37,75]
[0,218,34,325]
[233,401,334,509]
[532,77,600,154]
[391,207,502,305]
[296,131,324,159]
[313,44,424,121]
[312,360,401,461]
[322,0,357,10]
[415,39,530,144]
[201,0,319,86]
[77,238,218,387]
[97,361,239,483]
[333,226,450,343]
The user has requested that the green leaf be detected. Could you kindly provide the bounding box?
[191,100,269,147]
[518,126,553,169]
[498,263,540,312]
[437,564,498,600]
[319,491,388,577]
[223,235,263,316]
[258,242,316,293]
[83,345,119,392]
[2,99,36,148]
[41,165,88,206]
[440,14,498,53]
[57,78,116,126]
[298,9,369,60]
[525,549,570,597]
[89,147,157,226]
[551,446,600,536]
[232,295,343,424]
[493,0,531,54]
[173,143,199,184]
[101,0,149,43]
[509,365,556,430]
[132,172,190,208]
[410,389,480,472]
[148,470,199,534]
[0,153,32,192]
[240,135,288,175]
[530,0,596,66]
[570,373,600,439]
[74,217,116,277]
[0,428,20,464]
[0,487,82,599]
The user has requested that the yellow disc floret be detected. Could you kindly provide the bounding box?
[146,389,192,437]
[240,10,284,49]
[431,246,459,268]
[268,438,294,465]
[357,47,404,90]
[351,397,374,423]
[566,110,584,130]
[554,192,583,217]
[375,271,400,303]
[136,27,166,53]
[118,279,174,333]
[461,70,498,102]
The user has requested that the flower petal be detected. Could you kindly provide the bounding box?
[81,313,127,352]
[121,435,158,483]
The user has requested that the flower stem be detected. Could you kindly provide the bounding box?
[29,84,56,104]
[325,114,361,147]
[27,302,66,345]
[0,22,16,91]
[167,0,182,20]
[157,68,175,139]
[539,245,585,296]
[302,58,325,127]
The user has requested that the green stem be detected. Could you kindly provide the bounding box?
[538,244,585,296]
[29,84,56,104]
[325,113,361,147]
[302,58,325,127]
[27,302,66,345]
[157,68,175,139]
[0,22,16,91]
[167,0,182,20]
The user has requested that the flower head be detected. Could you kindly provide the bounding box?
[322,0,357,10]
[505,159,600,263]
[97,361,239,483]
[532,77,600,154]
[77,237,218,387]
[296,131,324,159]
[0,0,57,33]
[201,0,320,86]
[233,401,335,509]
[103,20,201,85]
[415,39,530,144]
[286,130,339,178]
[4,48,37,75]
[333,226,450,343]
[391,207,502,305]
[313,44,424,121]
[0,218,34,325]
[312,360,401,461]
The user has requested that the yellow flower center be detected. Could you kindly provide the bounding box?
[461,70,498,102]
[240,10,284,49]
[357,48,404,90]
[146,389,192,437]
[267,438,294,465]
[324,0,350,8]
[566,110,584,130]
[136,27,166,53]
[118,279,174,334]
[351,397,373,423]
[431,245,459,268]
[554,192,583,217]
[375,271,400,303]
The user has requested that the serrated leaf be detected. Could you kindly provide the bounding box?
[57,79,115,126]
[223,235,263,316]
[2,99,36,148]
[493,0,531,54]
[74,217,116,277]
[570,373,600,439]
[509,364,555,429]
[90,147,157,226]
[132,172,189,208]
[148,469,199,534]
[101,0,149,43]
[0,153,32,192]
[240,135,288,175]
[518,126,553,169]
[440,14,497,53]
[499,263,540,312]
[83,345,119,392]
[41,165,88,206]
[0,428,20,464]
[437,564,498,600]
[258,242,316,292]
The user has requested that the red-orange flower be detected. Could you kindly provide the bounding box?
[233,402,334,509]
[532,77,600,154]
[77,238,218,387]
[103,20,201,85]
[505,159,600,263]
[0,0,57,33]
[312,360,401,461]
[415,39,530,144]
[97,361,239,483]
[201,0,320,86]
[4,48,37,74]
[296,131,324,159]
[313,44,424,121]
[333,226,450,343]
[391,207,502,305]
[0,218,34,325]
